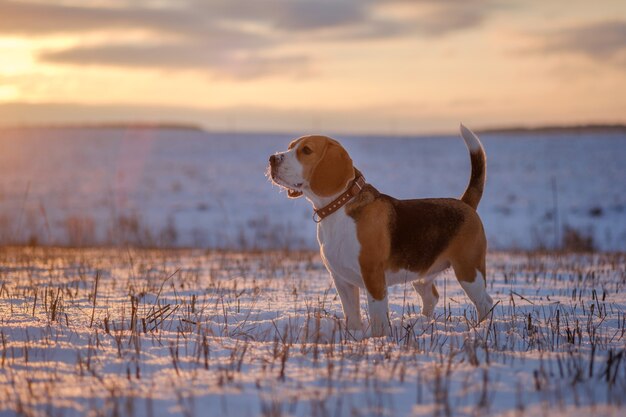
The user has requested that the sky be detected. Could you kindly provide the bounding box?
[0,0,625,134]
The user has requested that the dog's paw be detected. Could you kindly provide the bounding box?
[411,315,436,327]
[420,307,436,318]
[476,294,495,322]
[344,328,366,341]
[345,319,364,332]
[369,320,392,338]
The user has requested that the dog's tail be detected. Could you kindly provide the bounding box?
[459,123,486,210]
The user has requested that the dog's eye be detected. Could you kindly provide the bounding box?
[301,146,313,155]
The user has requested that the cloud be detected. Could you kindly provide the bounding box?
[538,20,626,63]
[0,100,464,135]
[0,0,493,38]
[416,5,488,37]
[0,0,496,77]
[375,0,494,37]
[0,1,192,35]
[41,42,310,78]
[0,0,379,37]
[237,1,369,31]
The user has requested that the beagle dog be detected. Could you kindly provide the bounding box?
[268,124,493,336]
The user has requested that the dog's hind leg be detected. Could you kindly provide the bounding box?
[412,280,440,318]
[452,260,493,321]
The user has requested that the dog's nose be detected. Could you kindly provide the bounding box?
[269,154,283,166]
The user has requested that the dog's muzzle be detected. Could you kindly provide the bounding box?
[268,154,284,181]
[269,154,284,178]
[269,154,284,168]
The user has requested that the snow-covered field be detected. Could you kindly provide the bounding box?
[1,127,625,415]
[0,128,624,251]
[0,248,624,416]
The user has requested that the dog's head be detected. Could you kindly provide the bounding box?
[268,135,354,199]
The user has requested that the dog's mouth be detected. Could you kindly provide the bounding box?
[267,166,303,191]
[274,176,304,192]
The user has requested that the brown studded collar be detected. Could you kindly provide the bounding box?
[313,175,366,222]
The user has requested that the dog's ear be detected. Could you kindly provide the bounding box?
[310,140,354,197]
[287,189,303,198]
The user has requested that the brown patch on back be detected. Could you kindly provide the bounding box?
[346,186,477,298]
[346,179,487,298]
[386,197,466,274]
[351,198,392,301]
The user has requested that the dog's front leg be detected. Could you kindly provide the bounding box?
[367,292,390,337]
[332,276,363,331]
[360,261,391,337]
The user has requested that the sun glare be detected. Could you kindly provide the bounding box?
[0,1,624,131]
[0,38,37,75]
[0,85,19,101]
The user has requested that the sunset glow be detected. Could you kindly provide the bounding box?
[0,0,625,134]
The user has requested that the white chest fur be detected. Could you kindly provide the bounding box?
[317,209,363,285]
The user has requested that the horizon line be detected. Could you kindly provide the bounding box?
[1,121,626,137]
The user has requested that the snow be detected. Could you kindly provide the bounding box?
[0,248,624,416]
[0,128,624,251]
[1,127,624,416]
